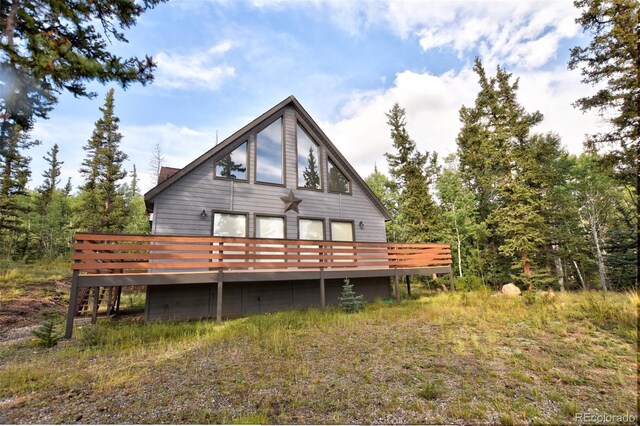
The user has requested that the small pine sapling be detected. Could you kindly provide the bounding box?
[32,314,64,348]
[338,278,364,313]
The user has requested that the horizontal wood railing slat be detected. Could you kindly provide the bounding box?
[71,232,452,275]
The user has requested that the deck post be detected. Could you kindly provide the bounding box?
[405,275,411,297]
[394,268,400,300]
[107,286,113,315]
[449,266,455,291]
[319,268,325,309]
[64,271,80,339]
[91,286,99,324]
[216,270,223,323]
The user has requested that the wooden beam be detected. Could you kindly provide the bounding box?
[91,287,99,324]
[406,275,411,297]
[216,271,223,323]
[64,271,80,339]
[319,268,326,309]
[394,268,400,300]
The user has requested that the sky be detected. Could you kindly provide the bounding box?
[29,0,603,193]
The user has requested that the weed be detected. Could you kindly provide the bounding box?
[417,378,444,400]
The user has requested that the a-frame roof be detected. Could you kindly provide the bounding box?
[144,95,392,221]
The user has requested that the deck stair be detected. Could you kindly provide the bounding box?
[75,286,121,318]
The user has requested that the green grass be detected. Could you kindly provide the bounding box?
[0,259,71,302]
[0,290,637,424]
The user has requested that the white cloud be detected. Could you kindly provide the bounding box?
[319,65,603,180]
[154,41,236,91]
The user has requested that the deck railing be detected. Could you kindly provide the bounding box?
[72,232,452,274]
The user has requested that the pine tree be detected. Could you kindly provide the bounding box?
[384,103,441,243]
[217,152,246,179]
[303,147,320,189]
[122,164,150,234]
[77,88,128,233]
[338,278,364,313]
[436,155,485,279]
[365,165,400,241]
[569,0,639,191]
[0,0,166,151]
[39,143,63,209]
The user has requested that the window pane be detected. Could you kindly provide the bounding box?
[215,142,247,180]
[299,219,323,240]
[256,118,283,184]
[331,221,353,242]
[256,216,284,239]
[213,213,246,237]
[297,125,321,189]
[328,159,350,193]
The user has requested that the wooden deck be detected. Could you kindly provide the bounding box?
[66,233,453,337]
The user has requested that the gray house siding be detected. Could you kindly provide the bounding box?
[152,106,387,241]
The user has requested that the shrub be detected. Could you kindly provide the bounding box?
[338,278,364,313]
[455,275,485,292]
[32,314,64,348]
[417,378,444,400]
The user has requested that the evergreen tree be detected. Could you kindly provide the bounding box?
[122,164,150,234]
[217,152,246,179]
[38,143,62,208]
[436,155,485,279]
[0,0,167,150]
[0,126,40,257]
[365,165,400,241]
[303,147,320,189]
[77,88,128,232]
[384,103,441,243]
[338,278,364,313]
[569,0,639,191]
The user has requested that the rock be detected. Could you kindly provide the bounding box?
[501,283,521,296]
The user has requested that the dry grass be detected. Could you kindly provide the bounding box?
[0,290,637,424]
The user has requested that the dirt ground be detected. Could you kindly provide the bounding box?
[0,280,70,341]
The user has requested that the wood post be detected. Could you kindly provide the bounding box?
[394,268,400,300]
[319,268,325,309]
[216,270,223,323]
[64,271,80,339]
[405,275,411,297]
[107,286,113,315]
[91,287,99,324]
[449,266,455,291]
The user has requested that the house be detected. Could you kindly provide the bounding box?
[65,96,452,337]
[142,96,396,321]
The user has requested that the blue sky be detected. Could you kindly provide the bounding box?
[30,0,601,193]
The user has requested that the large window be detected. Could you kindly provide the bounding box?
[299,218,324,240]
[328,159,350,193]
[256,118,283,184]
[297,124,321,190]
[215,142,247,180]
[256,216,285,239]
[213,213,247,237]
[331,221,354,242]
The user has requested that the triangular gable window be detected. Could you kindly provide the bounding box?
[215,141,247,180]
[297,124,321,190]
[328,158,350,193]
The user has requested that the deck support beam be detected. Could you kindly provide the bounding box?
[393,268,400,300]
[64,271,80,339]
[406,275,411,297]
[91,287,99,324]
[216,270,223,323]
[319,268,325,309]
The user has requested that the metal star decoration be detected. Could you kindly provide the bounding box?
[280,190,303,213]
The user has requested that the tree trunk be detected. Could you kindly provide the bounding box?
[589,217,607,292]
[522,251,532,290]
[552,245,565,292]
[573,260,587,290]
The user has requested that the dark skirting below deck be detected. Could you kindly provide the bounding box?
[145,277,391,322]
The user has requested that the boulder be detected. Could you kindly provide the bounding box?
[501,283,521,296]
